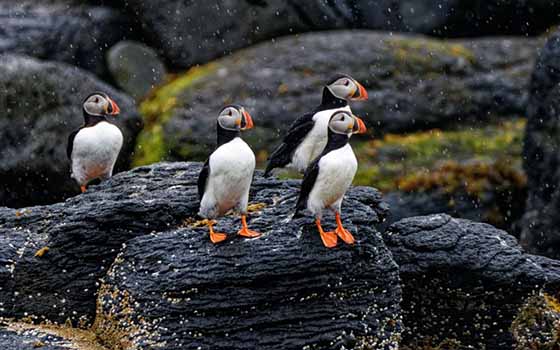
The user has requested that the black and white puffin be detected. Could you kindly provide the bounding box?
[67,92,122,193]
[264,74,367,177]
[198,104,261,244]
[294,111,367,248]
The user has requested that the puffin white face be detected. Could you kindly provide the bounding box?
[328,111,367,135]
[217,105,254,131]
[327,75,368,101]
[83,93,121,117]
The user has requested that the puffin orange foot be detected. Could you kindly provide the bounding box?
[238,227,261,238]
[320,230,338,248]
[80,185,87,193]
[210,230,227,244]
[335,227,355,245]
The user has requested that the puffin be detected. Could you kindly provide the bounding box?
[198,104,261,244]
[67,92,122,193]
[294,111,367,248]
[264,74,367,177]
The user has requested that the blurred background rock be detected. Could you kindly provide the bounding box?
[2,0,558,232]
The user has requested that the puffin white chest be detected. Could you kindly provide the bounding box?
[308,143,357,213]
[201,137,256,217]
[291,105,351,173]
[71,121,123,183]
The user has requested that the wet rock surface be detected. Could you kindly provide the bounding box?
[521,29,560,259]
[0,320,104,350]
[121,0,555,69]
[137,31,540,163]
[384,214,560,349]
[106,40,167,100]
[0,3,129,77]
[0,161,395,346]
[0,54,142,208]
[94,216,400,349]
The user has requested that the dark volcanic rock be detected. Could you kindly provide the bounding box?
[0,3,130,77]
[0,321,101,350]
[521,29,560,259]
[384,214,560,349]
[0,161,395,346]
[137,31,540,164]
[122,0,556,69]
[106,40,167,100]
[94,215,399,349]
[0,54,142,208]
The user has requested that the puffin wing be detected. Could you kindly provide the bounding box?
[265,112,315,176]
[294,157,320,216]
[66,129,80,160]
[197,159,210,200]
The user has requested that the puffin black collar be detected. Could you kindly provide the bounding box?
[216,121,241,147]
[321,128,350,155]
[316,87,348,112]
[83,111,108,127]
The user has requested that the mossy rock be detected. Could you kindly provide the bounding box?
[133,30,540,166]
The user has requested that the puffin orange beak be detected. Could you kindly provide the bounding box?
[352,116,367,134]
[108,97,120,116]
[351,81,368,101]
[241,109,254,130]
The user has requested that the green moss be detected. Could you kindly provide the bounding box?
[354,119,526,191]
[385,37,476,73]
[132,63,218,167]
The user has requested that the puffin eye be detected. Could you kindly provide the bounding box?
[344,80,350,86]
[94,97,99,103]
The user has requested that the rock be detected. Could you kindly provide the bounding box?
[122,0,556,69]
[383,160,527,234]
[511,293,560,350]
[384,214,560,349]
[521,29,560,259]
[106,41,167,101]
[0,54,143,208]
[93,218,400,349]
[0,3,130,77]
[0,161,395,346]
[399,0,560,37]
[134,31,540,165]
[0,320,103,350]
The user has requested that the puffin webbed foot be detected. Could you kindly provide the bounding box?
[238,215,261,238]
[208,221,227,244]
[316,218,337,248]
[335,212,355,245]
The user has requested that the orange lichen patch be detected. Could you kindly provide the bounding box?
[247,203,267,213]
[396,160,527,197]
[34,247,49,258]
[545,293,560,313]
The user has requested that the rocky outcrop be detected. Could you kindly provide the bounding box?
[0,3,130,77]
[135,31,540,165]
[106,40,167,101]
[0,54,142,208]
[0,161,397,350]
[94,213,399,349]
[384,214,560,349]
[121,0,556,69]
[0,320,103,350]
[521,29,560,259]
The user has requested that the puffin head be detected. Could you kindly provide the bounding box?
[326,74,368,101]
[217,104,254,131]
[328,111,367,136]
[83,92,121,117]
